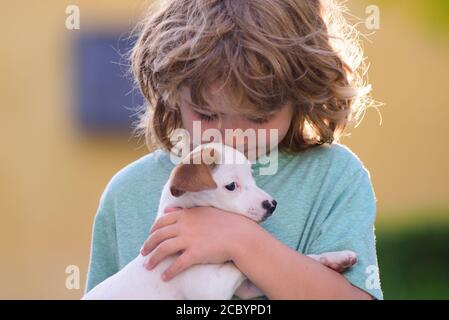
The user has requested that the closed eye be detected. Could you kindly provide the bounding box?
[196,114,270,124]
[248,117,270,124]
[189,103,218,122]
[193,110,219,122]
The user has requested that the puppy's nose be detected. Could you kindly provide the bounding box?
[262,199,277,216]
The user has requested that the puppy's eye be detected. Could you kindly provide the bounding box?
[224,182,237,191]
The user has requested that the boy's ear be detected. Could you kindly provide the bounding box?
[169,147,221,197]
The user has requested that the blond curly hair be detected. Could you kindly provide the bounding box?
[130,0,374,154]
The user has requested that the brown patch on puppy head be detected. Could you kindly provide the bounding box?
[169,147,221,197]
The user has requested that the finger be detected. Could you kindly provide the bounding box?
[162,251,193,281]
[141,225,178,256]
[164,207,182,214]
[150,212,179,234]
[144,238,184,270]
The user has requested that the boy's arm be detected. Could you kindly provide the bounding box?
[231,168,382,300]
[231,226,372,299]
[84,189,119,294]
[235,250,357,299]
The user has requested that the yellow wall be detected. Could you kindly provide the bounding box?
[0,0,448,299]
[342,2,449,217]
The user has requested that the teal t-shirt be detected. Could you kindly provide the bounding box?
[85,143,383,300]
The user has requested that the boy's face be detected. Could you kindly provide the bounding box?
[178,85,293,160]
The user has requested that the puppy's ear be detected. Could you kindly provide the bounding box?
[169,147,221,197]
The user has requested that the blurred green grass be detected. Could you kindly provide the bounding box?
[377,208,449,299]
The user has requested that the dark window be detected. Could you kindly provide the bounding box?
[73,32,144,133]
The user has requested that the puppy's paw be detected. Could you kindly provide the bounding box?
[234,279,264,300]
[311,250,357,273]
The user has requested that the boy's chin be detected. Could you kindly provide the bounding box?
[244,146,271,161]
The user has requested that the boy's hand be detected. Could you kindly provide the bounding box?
[140,206,259,282]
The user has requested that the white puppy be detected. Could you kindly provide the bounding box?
[83,143,356,300]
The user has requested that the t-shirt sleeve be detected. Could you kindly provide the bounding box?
[307,168,383,300]
[84,185,119,294]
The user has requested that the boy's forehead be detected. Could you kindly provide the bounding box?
[179,83,288,117]
[180,84,248,115]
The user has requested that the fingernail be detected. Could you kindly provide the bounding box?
[161,273,168,281]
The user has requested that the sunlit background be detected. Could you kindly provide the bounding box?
[0,0,448,299]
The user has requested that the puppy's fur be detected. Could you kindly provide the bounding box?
[83,143,356,300]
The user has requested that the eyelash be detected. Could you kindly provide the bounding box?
[194,111,270,124]
[249,117,270,124]
[196,112,218,122]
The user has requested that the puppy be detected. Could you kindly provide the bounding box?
[83,143,356,300]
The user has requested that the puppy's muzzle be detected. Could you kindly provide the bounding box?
[261,199,277,221]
